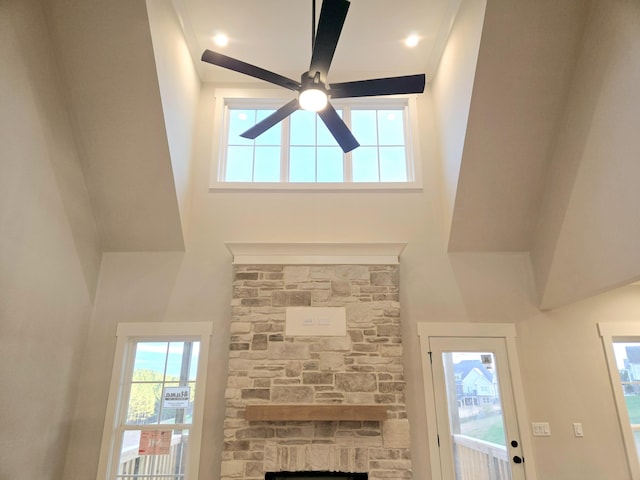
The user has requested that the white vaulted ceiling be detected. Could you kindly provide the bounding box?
[174,0,459,83]
[42,0,640,308]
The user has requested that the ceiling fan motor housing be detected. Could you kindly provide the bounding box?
[301,71,326,93]
[299,72,329,112]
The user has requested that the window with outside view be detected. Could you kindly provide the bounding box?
[599,322,640,479]
[118,341,198,480]
[612,342,640,457]
[96,323,211,480]
[218,97,418,186]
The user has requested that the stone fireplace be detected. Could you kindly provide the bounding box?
[221,244,412,480]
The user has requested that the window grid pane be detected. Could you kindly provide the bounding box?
[223,102,411,184]
[317,147,344,182]
[290,147,316,182]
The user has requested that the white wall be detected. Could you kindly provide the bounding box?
[44,0,185,252]
[147,0,200,239]
[56,0,640,478]
[431,0,487,245]
[0,0,100,478]
[533,0,640,308]
[64,76,640,480]
[447,253,634,479]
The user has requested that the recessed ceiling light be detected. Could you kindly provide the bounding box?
[404,34,419,48]
[214,33,229,47]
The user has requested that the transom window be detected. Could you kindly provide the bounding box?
[212,93,421,189]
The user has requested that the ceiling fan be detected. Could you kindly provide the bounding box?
[201,0,426,153]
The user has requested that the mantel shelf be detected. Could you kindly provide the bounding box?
[244,404,388,422]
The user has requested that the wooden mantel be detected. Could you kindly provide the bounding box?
[244,404,388,422]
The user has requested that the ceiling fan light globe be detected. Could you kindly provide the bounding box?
[299,88,328,112]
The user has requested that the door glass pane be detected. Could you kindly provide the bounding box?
[116,428,189,480]
[613,342,640,457]
[442,351,512,480]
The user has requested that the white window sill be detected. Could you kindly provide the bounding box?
[209,180,423,192]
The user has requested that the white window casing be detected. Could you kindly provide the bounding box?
[209,88,423,191]
[96,322,213,480]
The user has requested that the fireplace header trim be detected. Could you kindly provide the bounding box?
[225,242,407,265]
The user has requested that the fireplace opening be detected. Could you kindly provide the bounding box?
[266,472,367,480]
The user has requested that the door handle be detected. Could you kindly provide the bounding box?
[513,455,523,464]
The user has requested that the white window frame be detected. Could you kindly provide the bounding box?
[95,322,213,480]
[417,322,537,480]
[598,322,640,480]
[209,88,423,191]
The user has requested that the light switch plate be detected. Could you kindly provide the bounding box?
[573,422,584,437]
[532,422,551,436]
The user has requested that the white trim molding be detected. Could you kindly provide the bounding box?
[417,322,517,339]
[225,242,407,265]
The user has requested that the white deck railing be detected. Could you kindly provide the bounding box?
[452,434,511,480]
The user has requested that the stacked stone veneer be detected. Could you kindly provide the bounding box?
[223,264,412,480]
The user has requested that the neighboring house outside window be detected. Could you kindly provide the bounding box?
[454,359,499,407]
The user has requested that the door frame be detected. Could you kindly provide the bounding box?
[417,322,537,480]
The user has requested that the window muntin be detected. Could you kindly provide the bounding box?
[217,96,419,188]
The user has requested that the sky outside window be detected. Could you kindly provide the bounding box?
[223,102,411,184]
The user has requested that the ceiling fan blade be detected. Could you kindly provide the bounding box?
[318,102,359,153]
[240,99,300,139]
[329,74,426,99]
[202,50,301,91]
[308,0,350,84]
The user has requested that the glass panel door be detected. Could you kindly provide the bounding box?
[430,337,525,480]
